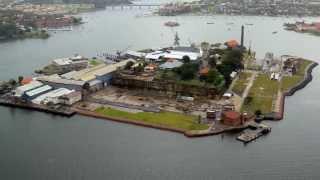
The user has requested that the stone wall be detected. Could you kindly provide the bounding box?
[265,62,318,121]
[111,74,218,98]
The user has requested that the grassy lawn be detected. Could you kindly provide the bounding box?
[242,97,274,114]
[155,70,214,88]
[242,60,313,113]
[242,74,279,113]
[281,60,312,92]
[95,107,209,131]
[177,79,207,87]
[281,76,301,92]
[250,74,279,96]
[155,70,178,81]
[232,72,251,96]
[89,59,103,66]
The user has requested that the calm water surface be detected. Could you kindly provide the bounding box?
[1,8,320,180]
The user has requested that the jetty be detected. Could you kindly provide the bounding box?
[237,123,271,143]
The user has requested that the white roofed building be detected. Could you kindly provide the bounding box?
[14,80,43,97]
[145,46,202,61]
[23,85,53,100]
[36,75,85,91]
[159,60,183,69]
[32,88,74,105]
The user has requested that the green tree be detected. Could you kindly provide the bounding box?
[180,68,195,80]
[124,61,134,70]
[182,55,190,64]
[208,56,217,67]
[217,63,233,85]
[18,76,23,84]
[134,64,144,73]
[8,79,17,86]
[175,62,199,80]
[222,49,244,70]
[0,23,18,39]
[206,69,225,87]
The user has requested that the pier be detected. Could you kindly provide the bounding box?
[237,123,271,143]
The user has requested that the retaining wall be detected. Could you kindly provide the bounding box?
[274,62,318,120]
[75,108,224,138]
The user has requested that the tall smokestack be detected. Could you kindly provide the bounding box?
[241,25,244,48]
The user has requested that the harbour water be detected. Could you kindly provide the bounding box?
[1,7,320,180]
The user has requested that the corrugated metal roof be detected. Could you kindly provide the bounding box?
[25,85,52,97]
[146,50,200,61]
[32,88,74,104]
[95,59,136,76]
[67,59,135,81]
[53,58,72,65]
[16,81,43,95]
[60,71,78,79]
[42,88,74,98]
[37,76,85,86]
[69,64,106,81]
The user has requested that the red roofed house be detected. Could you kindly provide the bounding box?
[21,77,33,85]
[222,111,242,126]
[225,40,239,49]
[199,67,209,76]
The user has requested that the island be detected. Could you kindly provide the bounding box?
[0,31,317,143]
[284,21,320,36]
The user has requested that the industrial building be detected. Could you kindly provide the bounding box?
[36,75,85,91]
[58,91,82,105]
[145,46,202,61]
[14,80,43,97]
[23,85,53,100]
[51,55,89,73]
[61,59,136,87]
[31,88,75,105]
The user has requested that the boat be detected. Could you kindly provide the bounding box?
[207,22,215,24]
[164,21,180,27]
[272,31,278,34]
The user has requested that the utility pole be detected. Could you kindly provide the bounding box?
[241,25,244,48]
[174,32,180,47]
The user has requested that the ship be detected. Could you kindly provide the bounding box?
[164,21,180,27]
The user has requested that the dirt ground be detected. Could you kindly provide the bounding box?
[89,86,235,117]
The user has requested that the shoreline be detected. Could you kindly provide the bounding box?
[274,62,318,120]
[0,55,316,138]
[75,107,250,138]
